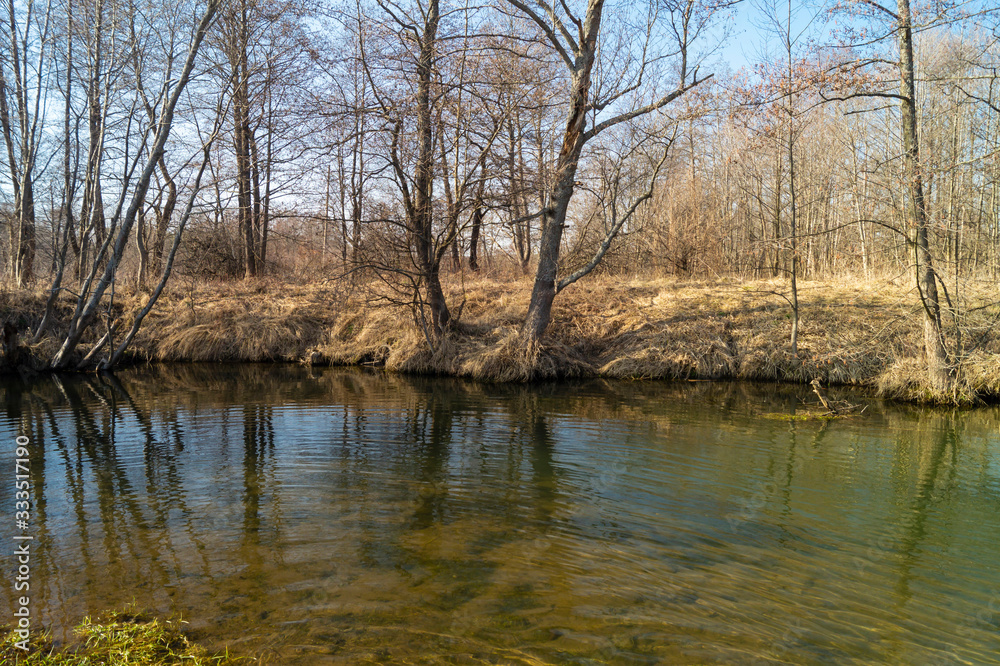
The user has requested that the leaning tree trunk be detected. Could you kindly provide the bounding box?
[520,0,603,344]
[50,0,221,368]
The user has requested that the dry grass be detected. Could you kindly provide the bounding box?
[104,278,342,364]
[7,272,1000,403]
[583,278,917,384]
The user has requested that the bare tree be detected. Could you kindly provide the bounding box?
[507,0,716,344]
[821,0,953,388]
[0,0,54,286]
[895,0,949,389]
[356,0,503,340]
[48,0,221,369]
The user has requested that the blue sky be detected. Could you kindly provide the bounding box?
[717,0,834,75]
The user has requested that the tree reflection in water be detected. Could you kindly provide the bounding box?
[2,366,1000,664]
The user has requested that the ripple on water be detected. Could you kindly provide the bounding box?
[3,368,1000,664]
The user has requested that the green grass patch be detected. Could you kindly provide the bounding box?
[760,412,837,421]
[1,608,242,665]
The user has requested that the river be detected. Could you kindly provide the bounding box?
[2,364,999,664]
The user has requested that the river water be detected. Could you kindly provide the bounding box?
[2,364,999,664]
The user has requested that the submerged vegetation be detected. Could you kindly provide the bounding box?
[0,608,240,665]
[6,273,1000,404]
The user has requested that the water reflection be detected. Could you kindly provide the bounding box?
[2,366,1000,664]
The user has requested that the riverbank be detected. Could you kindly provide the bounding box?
[5,274,1000,403]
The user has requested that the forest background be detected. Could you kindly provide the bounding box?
[2,0,1000,403]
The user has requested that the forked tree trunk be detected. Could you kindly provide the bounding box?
[520,0,603,344]
[521,124,588,343]
[515,0,703,345]
[151,157,177,278]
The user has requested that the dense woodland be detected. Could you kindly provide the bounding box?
[1,0,1000,390]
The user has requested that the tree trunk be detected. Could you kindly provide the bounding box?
[0,0,40,288]
[520,0,603,344]
[786,4,798,356]
[10,174,35,286]
[229,0,257,279]
[413,0,449,335]
[897,0,949,390]
[250,126,264,272]
[136,207,149,283]
[469,179,485,271]
[151,157,177,280]
[521,128,587,343]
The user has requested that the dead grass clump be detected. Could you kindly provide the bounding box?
[154,305,323,362]
[0,285,58,327]
[386,333,457,374]
[457,331,592,382]
[598,320,737,380]
[875,357,980,405]
[952,351,1000,402]
[962,351,1000,396]
[145,282,344,363]
[737,345,795,382]
[876,358,936,402]
[459,331,540,382]
[319,305,420,367]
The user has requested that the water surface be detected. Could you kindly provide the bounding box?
[2,365,999,664]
